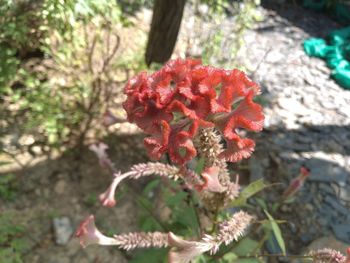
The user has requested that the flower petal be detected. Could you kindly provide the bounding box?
[99,172,130,207]
[75,215,119,248]
[144,120,170,160]
[169,132,197,165]
[219,137,255,162]
[199,166,225,193]
[168,232,213,263]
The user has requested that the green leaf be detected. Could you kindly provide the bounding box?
[195,157,205,174]
[255,197,267,210]
[193,254,208,263]
[130,248,168,263]
[234,259,261,263]
[231,179,267,207]
[222,252,238,261]
[139,216,161,232]
[165,191,187,207]
[143,179,160,195]
[175,205,198,234]
[264,210,286,255]
[232,237,259,256]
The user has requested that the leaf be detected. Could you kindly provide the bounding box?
[231,179,267,207]
[255,197,267,210]
[165,191,187,207]
[143,179,160,195]
[175,205,199,234]
[222,252,238,261]
[234,259,261,263]
[232,237,259,256]
[130,248,168,263]
[139,216,161,232]
[195,157,205,174]
[264,210,286,255]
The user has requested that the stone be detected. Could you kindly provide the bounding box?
[300,233,313,244]
[306,236,348,254]
[339,187,350,202]
[318,218,328,227]
[332,224,350,243]
[324,195,349,216]
[303,70,315,86]
[266,50,285,63]
[249,156,265,181]
[66,239,82,256]
[53,217,73,245]
[54,180,66,195]
[305,203,313,211]
[307,159,347,183]
[318,183,335,195]
[277,97,311,116]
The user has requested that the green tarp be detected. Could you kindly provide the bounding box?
[303,26,350,90]
[302,1,350,89]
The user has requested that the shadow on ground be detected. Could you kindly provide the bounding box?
[0,133,149,263]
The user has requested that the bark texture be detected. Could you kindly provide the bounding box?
[145,0,186,66]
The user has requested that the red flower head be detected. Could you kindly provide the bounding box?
[123,58,264,165]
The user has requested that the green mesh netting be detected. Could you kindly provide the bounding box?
[303,26,350,90]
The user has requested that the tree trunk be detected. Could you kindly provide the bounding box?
[145,0,186,66]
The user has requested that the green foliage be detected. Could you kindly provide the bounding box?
[263,210,286,255]
[0,174,18,201]
[0,212,28,263]
[231,179,267,207]
[231,237,259,259]
[130,248,168,263]
[0,0,146,150]
[199,0,263,68]
[84,192,98,207]
[134,177,280,262]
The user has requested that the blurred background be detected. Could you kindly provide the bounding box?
[0,0,349,262]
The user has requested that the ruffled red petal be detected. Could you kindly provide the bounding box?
[167,99,213,128]
[232,91,264,132]
[169,132,197,165]
[144,120,170,160]
[219,137,255,162]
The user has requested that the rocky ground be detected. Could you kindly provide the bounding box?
[0,2,349,263]
[245,1,350,255]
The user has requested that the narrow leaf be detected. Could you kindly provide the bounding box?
[264,210,286,255]
[231,179,267,207]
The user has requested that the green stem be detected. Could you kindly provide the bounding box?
[135,196,168,231]
[210,207,220,234]
[189,192,202,237]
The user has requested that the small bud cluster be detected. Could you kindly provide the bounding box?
[309,248,347,263]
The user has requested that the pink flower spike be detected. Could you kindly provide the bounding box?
[75,215,119,248]
[199,167,225,193]
[168,232,214,263]
[300,166,310,177]
[99,172,130,207]
[282,166,310,200]
[89,142,114,171]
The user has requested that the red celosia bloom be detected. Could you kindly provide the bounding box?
[123,58,264,165]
